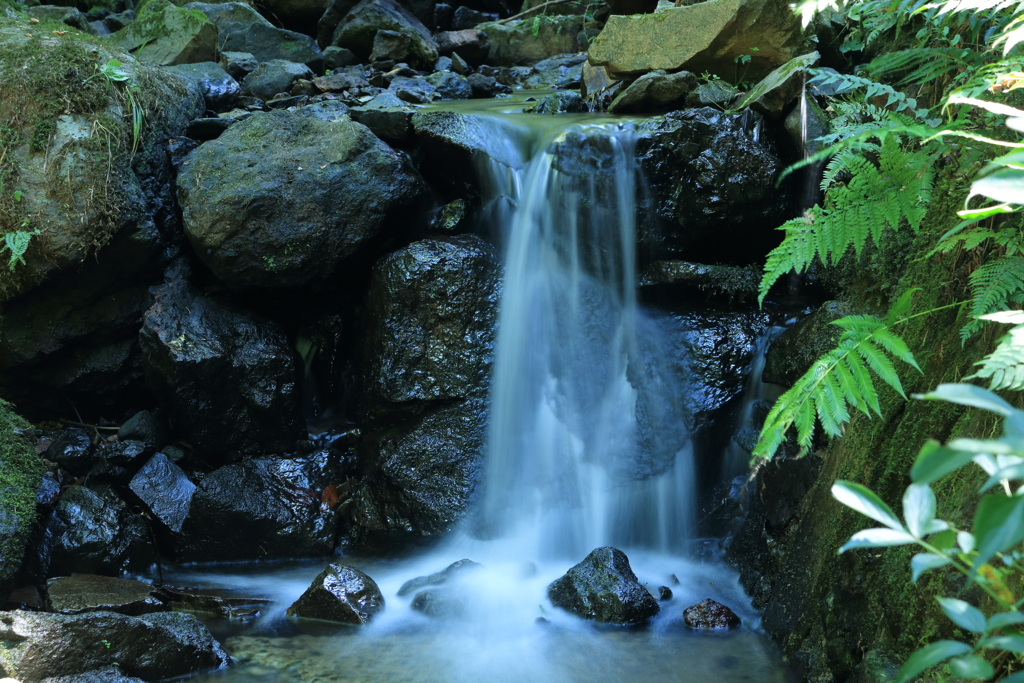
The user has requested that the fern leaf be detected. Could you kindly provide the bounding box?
[961,255,1024,342]
[753,315,921,459]
[968,321,1024,389]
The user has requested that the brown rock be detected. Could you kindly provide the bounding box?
[683,598,741,628]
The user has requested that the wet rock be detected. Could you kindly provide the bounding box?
[315,0,359,48]
[349,103,416,147]
[241,59,314,100]
[96,440,150,469]
[388,76,437,103]
[589,0,804,80]
[435,28,488,57]
[429,199,468,233]
[26,6,96,33]
[323,45,358,70]
[166,61,243,111]
[547,547,660,624]
[0,401,44,595]
[411,589,464,618]
[312,68,370,92]
[639,261,760,302]
[608,70,699,114]
[370,29,412,63]
[39,668,147,683]
[685,79,741,108]
[43,429,94,477]
[129,453,196,533]
[178,111,426,291]
[117,411,165,451]
[784,93,829,157]
[738,51,820,118]
[762,301,853,386]
[220,22,325,72]
[161,587,272,619]
[47,575,165,616]
[286,564,384,624]
[478,16,585,66]
[330,0,438,68]
[426,70,472,100]
[37,485,154,578]
[524,91,586,114]
[411,110,525,194]
[398,559,483,596]
[218,50,259,80]
[362,236,500,417]
[108,0,217,66]
[176,450,345,562]
[452,6,496,29]
[259,0,329,25]
[523,52,587,89]
[683,598,741,629]
[659,586,673,601]
[635,108,790,262]
[139,280,304,456]
[183,1,273,29]
[0,610,228,681]
[466,72,504,98]
[348,398,487,550]
[36,472,63,508]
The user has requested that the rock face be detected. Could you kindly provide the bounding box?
[683,598,741,628]
[46,575,165,616]
[478,16,585,65]
[139,280,305,458]
[109,0,217,66]
[330,0,438,67]
[547,547,660,624]
[175,450,346,562]
[0,400,44,593]
[183,1,273,28]
[287,564,384,624]
[0,610,228,681]
[762,301,853,386]
[635,108,790,263]
[588,0,804,80]
[178,110,427,291]
[220,22,325,72]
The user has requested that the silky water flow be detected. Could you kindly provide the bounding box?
[179,104,791,683]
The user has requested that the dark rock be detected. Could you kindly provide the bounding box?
[103,9,136,31]
[267,94,309,109]
[763,302,853,386]
[636,108,791,263]
[99,440,150,468]
[659,586,673,601]
[166,61,242,112]
[39,667,147,683]
[398,559,482,596]
[37,485,154,578]
[434,28,488,56]
[435,55,454,72]
[299,99,351,121]
[608,69,699,114]
[183,1,273,29]
[0,401,44,596]
[683,598,741,629]
[783,93,829,158]
[450,51,470,74]
[312,68,369,92]
[161,586,272,619]
[108,0,217,66]
[607,0,657,12]
[411,589,464,618]
[323,45,358,70]
[466,72,503,98]
[47,575,165,616]
[117,411,165,450]
[26,5,96,34]
[0,610,228,681]
[218,50,259,80]
[139,280,305,456]
[44,429,94,476]
[429,199,468,233]
[452,5,496,29]
[432,2,453,31]
[388,76,437,103]
[426,70,472,100]
[185,116,239,140]
[370,29,412,63]
[241,59,314,100]
[524,90,586,114]
[639,260,760,302]
[129,453,196,533]
[316,0,360,48]
[176,450,345,562]
[36,471,62,508]
[330,0,438,68]
[349,104,415,147]
[411,110,524,194]
[685,79,741,108]
[739,51,819,119]
[286,564,384,624]
[547,547,660,624]
[220,22,324,72]
[177,110,427,291]
[523,52,587,89]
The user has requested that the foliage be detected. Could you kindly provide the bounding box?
[833,383,1024,682]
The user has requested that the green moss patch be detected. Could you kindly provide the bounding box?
[0,397,44,582]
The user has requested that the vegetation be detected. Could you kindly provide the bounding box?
[0,398,43,583]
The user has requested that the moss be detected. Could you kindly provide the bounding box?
[0,397,44,582]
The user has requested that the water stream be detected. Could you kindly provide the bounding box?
[179,99,791,683]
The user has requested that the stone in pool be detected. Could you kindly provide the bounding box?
[546,547,660,625]
[287,564,385,625]
[683,598,741,629]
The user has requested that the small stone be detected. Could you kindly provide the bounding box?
[323,46,358,70]
[683,598,741,629]
[659,586,673,601]
[117,411,164,450]
[287,564,384,624]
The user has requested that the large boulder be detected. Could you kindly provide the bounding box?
[286,564,384,624]
[36,485,154,578]
[139,280,305,457]
[0,400,44,594]
[175,450,346,562]
[108,0,218,66]
[547,547,660,624]
[178,110,427,291]
[46,575,165,616]
[219,22,324,72]
[588,0,804,80]
[635,108,791,263]
[329,0,438,68]
[0,610,228,681]
[477,16,585,66]
[182,2,274,29]
[607,69,699,114]
[240,59,313,99]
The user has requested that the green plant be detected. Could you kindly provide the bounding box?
[833,383,1024,682]
[86,58,143,154]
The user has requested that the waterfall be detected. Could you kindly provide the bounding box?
[476,117,696,560]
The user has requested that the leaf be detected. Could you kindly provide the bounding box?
[979,634,1024,653]
[917,384,1014,416]
[988,611,1024,631]
[832,481,905,529]
[937,598,987,633]
[947,654,994,680]
[839,527,918,552]
[981,463,1024,492]
[887,287,921,326]
[972,493,1024,568]
[911,552,952,581]
[904,483,937,537]
[972,167,1024,203]
[959,531,976,553]
[911,440,977,484]
[896,640,972,683]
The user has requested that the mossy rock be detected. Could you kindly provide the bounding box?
[477,15,585,66]
[107,0,216,65]
[0,398,44,586]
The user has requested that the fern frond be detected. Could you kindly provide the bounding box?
[753,315,922,459]
[864,47,983,87]
[969,322,1024,389]
[961,255,1024,342]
